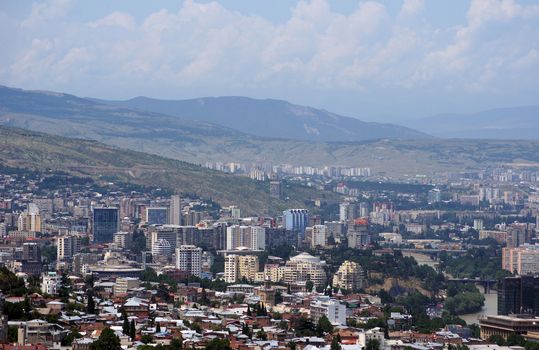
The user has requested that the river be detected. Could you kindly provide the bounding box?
[403,251,497,324]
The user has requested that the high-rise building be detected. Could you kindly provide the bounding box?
[18,204,42,232]
[176,245,202,278]
[332,260,365,291]
[283,252,327,288]
[428,189,442,204]
[309,225,328,248]
[224,255,239,283]
[92,207,119,243]
[347,219,370,249]
[269,181,283,199]
[507,224,528,248]
[146,207,169,225]
[502,244,539,275]
[224,254,259,283]
[226,225,265,250]
[150,227,178,251]
[152,239,172,258]
[497,276,539,315]
[283,209,309,234]
[57,235,81,260]
[169,195,182,225]
[22,242,41,262]
[113,231,133,249]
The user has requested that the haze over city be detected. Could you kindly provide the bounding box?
[3,2,539,350]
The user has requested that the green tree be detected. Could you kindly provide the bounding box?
[204,338,232,350]
[58,273,70,302]
[62,330,82,346]
[156,322,161,333]
[140,334,153,344]
[256,329,267,340]
[122,309,129,335]
[129,320,136,340]
[316,315,333,336]
[306,280,314,292]
[488,335,505,346]
[366,339,381,350]
[90,328,121,350]
[331,335,342,350]
[87,289,96,314]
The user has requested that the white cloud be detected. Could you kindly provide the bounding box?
[21,0,72,28]
[88,11,135,30]
[2,0,539,114]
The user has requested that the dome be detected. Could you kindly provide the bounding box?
[290,252,320,264]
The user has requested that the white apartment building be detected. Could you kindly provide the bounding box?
[41,271,61,295]
[310,296,347,325]
[175,245,202,277]
[57,235,81,260]
[226,225,265,250]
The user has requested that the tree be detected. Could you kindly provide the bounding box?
[488,335,505,346]
[247,305,252,317]
[58,273,70,302]
[287,341,297,350]
[366,339,380,350]
[306,280,314,292]
[87,289,96,314]
[275,291,283,304]
[242,324,252,339]
[316,315,333,336]
[204,338,232,350]
[62,330,82,346]
[170,337,183,350]
[156,322,161,333]
[331,335,342,350]
[140,334,153,344]
[122,309,129,335]
[256,329,267,340]
[91,328,121,350]
[129,320,136,340]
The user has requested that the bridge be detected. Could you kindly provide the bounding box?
[399,248,468,260]
[447,278,497,293]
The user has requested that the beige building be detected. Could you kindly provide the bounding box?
[114,277,141,296]
[224,254,259,283]
[502,244,539,275]
[282,252,327,288]
[18,204,42,232]
[332,260,365,291]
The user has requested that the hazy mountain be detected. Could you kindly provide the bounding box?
[407,106,539,139]
[0,124,338,215]
[94,95,429,141]
[4,85,539,182]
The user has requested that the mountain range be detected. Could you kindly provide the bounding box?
[407,105,539,139]
[3,85,539,181]
[92,95,428,142]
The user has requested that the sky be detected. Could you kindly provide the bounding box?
[1,0,539,121]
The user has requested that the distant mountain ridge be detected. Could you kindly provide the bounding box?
[94,95,429,142]
[407,105,539,139]
[0,124,338,215]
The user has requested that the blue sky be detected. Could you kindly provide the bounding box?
[1,0,538,121]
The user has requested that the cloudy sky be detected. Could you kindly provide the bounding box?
[1,0,538,121]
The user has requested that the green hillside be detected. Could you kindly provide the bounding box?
[0,125,339,215]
